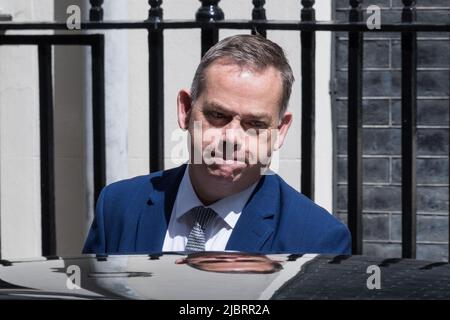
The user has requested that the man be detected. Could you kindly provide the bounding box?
[83,34,351,255]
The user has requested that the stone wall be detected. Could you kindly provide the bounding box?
[334,0,449,261]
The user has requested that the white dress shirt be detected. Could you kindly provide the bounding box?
[162,165,258,252]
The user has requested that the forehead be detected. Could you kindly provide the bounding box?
[199,61,283,117]
[204,61,282,92]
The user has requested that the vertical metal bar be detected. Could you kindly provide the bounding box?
[252,0,267,38]
[196,0,224,57]
[300,0,316,200]
[148,0,165,172]
[89,0,104,22]
[401,0,417,259]
[347,0,364,255]
[0,26,10,258]
[39,45,56,256]
[91,36,106,203]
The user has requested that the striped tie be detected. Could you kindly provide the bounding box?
[185,206,217,252]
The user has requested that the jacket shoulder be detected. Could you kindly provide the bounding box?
[102,166,180,200]
[83,166,185,254]
[101,165,185,212]
[272,174,351,254]
[104,169,163,195]
[105,174,151,194]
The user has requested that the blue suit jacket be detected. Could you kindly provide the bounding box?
[83,164,351,255]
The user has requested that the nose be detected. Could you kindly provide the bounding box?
[221,119,244,157]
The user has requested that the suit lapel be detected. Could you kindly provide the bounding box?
[225,175,279,252]
[134,165,280,253]
[135,164,186,252]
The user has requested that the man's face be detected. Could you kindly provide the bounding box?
[177,60,292,195]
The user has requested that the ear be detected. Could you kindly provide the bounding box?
[177,89,193,130]
[274,112,292,150]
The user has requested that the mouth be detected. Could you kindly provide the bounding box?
[210,150,248,164]
[203,151,248,179]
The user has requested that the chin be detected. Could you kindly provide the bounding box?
[205,162,247,182]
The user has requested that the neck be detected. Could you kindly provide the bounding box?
[188,165,222,205]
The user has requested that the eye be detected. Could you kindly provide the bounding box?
[210,111,226,119]
[205,110,227,120]
[247,120,267,128]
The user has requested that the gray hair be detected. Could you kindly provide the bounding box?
[190,34,295,117]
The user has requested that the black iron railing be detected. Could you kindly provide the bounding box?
[0,0,449,260]
[347,0,364,255]
[0,35,105,257]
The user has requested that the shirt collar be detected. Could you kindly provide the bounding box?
[174,165,259,229]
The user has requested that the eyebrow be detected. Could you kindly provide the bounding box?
[203,102,234,115]
[203,102,272,122]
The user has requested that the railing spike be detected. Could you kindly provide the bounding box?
[252,0,266,37]
[196,0,224,22]
[89,0,104,22]
[148,0,163,21]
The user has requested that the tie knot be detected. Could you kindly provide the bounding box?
[191,206,216,230]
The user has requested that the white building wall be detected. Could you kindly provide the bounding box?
[0,0,54,259]
[314,1,333,212]
[53,0,89,258]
